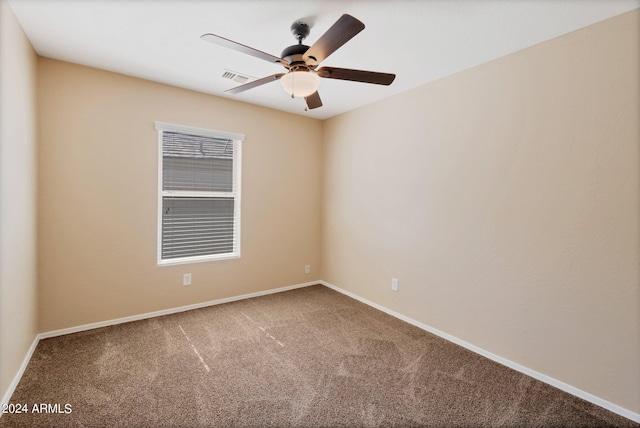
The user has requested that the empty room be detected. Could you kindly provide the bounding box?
[1,0,639,426]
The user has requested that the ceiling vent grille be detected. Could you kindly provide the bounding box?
[221,69,252,84]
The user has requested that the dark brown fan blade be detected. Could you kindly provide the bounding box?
[225,73,285,94]
[305,91,323,110]
[201,33,287,66]
[303,14,365,66]
[317,67,395,85]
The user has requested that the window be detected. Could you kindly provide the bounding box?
[155,122,243,265]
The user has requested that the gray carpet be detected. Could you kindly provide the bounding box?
[1,285,637,427]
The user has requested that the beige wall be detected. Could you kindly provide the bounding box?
[0,0,39,402]
[321,10,639,413]
[37,59,323,332]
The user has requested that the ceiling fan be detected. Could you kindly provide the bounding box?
[201,14,396,110]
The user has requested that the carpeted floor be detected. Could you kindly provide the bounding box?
[1,284,637,427]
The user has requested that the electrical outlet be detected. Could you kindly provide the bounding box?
[305,265,311,274]
[391,278,399,292]
[183,273,192,286]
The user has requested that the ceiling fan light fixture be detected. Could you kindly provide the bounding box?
[280,70,320,98]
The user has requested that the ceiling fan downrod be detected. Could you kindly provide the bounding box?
[291,21,310,44]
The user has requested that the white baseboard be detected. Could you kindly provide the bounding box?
[0,335,39,413]
[39,281,317,339]
[319,280,640,424]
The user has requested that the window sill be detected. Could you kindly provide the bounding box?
[158,252,240,267]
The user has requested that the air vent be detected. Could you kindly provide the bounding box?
[221,69,252,84]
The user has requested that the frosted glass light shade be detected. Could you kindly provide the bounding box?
[280,70,320,97]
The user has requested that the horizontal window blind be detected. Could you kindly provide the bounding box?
[157,125,242,264]
[162,197,234,259]
[162,131,234,192]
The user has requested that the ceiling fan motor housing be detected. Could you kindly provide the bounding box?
[281,44,311,69]
[282,21,318,68]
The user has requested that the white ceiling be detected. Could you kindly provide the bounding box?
[8,0,639,120]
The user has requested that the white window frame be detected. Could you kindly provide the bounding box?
[155,121,243,266]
